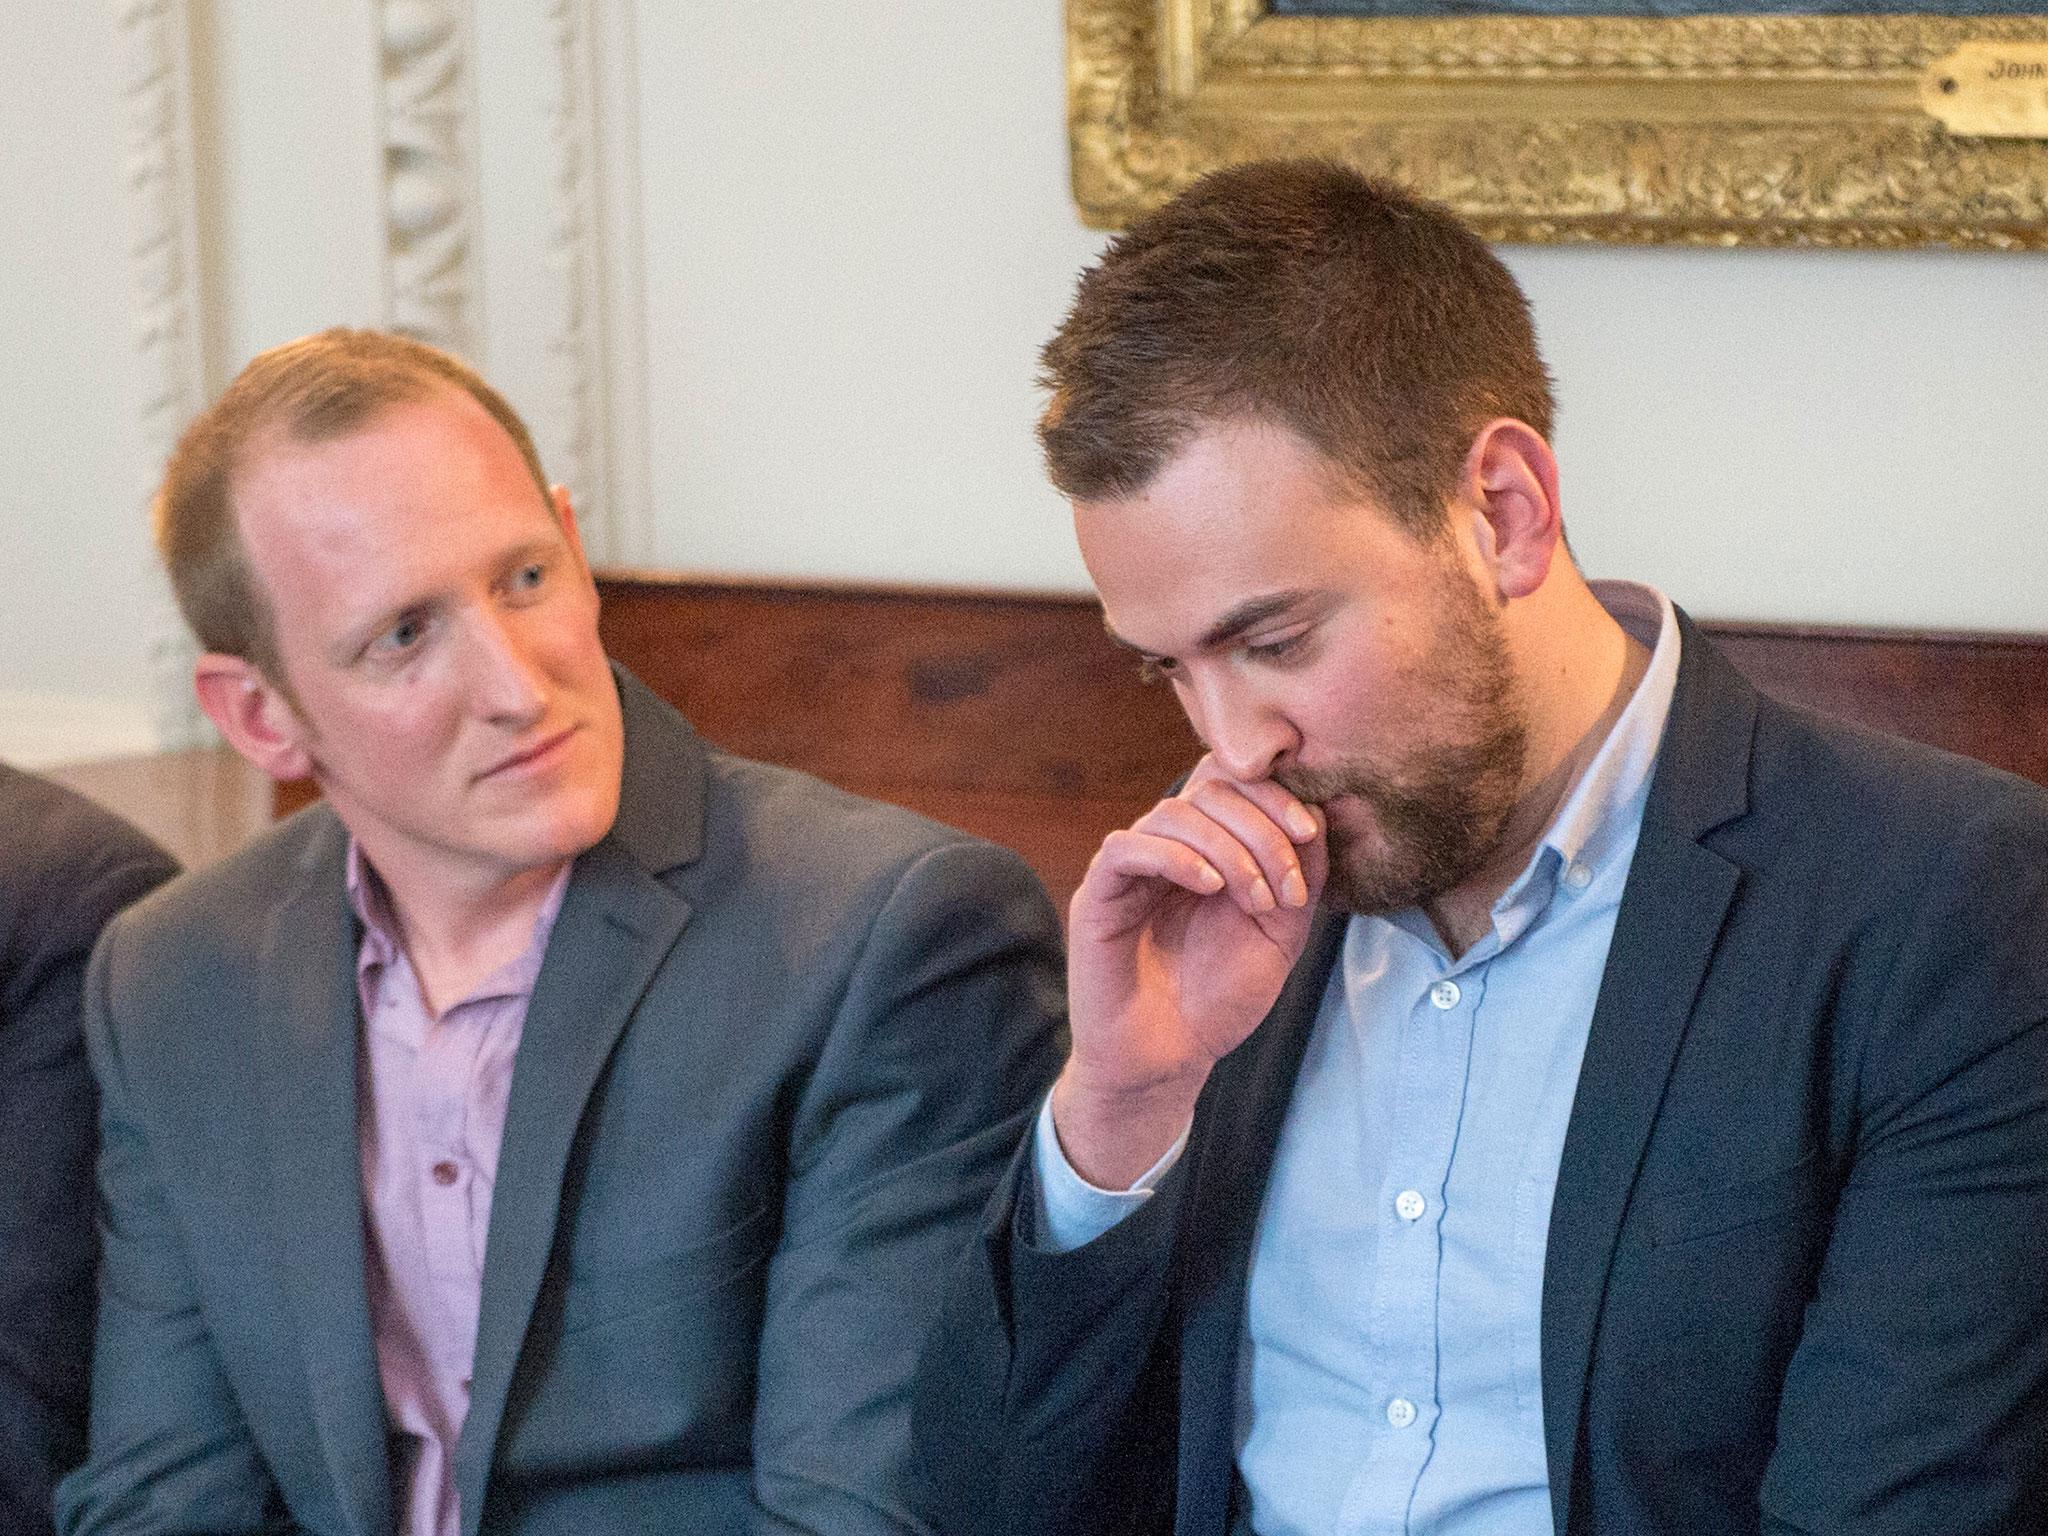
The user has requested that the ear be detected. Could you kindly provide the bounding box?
[193,653,315,783]
[1458,419,1562,603]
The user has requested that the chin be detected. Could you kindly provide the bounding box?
[1323,863,1429,920]
[553,782,624,857]
[1322,819,1463,918]
[488,790,616,873]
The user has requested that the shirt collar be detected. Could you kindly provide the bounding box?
[345,839,402,968]
[1372,580,1681,963]
[1487,580,1679,928]
[345,838,573,1009]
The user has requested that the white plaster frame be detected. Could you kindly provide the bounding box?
[118,0,211,752]
[390,0,652,565]
[576,0,652,563]
[379,0,484,358]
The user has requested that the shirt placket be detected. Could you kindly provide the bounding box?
[411,998,487,1376]
[1338,955,1485,1534]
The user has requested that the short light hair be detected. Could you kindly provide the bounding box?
[1039,160,1554,538]
[155,327,551,681]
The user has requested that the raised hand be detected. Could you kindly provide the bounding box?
[1052,758,1327,1188]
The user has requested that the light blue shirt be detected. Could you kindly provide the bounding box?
[1036,582,1681,1535]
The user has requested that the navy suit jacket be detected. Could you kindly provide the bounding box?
[59,671,1066,1536]
[0,765,176,1534]
[912,615,2048,1535]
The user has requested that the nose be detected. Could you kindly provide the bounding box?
[1182,669,1298,784]
[464,609,548,728]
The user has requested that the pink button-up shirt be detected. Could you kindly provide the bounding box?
[348,845,571,1536]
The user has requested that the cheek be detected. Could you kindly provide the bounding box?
[1291,658,1395,747]
[530,603,610,676]
[342,682,467,772]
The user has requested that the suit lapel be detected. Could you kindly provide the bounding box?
[1174,911,1348,1536]
[453,671,705,1536]
[255,814,390,1536]
[1540,615,1755,1536]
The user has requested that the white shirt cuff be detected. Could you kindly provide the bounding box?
[1029,1089,1190,1253]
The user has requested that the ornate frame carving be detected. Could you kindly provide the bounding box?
[1068,0,2048,247]
[380,0,481,355]
[118,0,210,749]
[374,0,649,563]
[538,0,607,525]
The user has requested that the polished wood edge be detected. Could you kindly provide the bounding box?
[1701,621,2048,650]
[594,567,1102,610]
[595,571,2045,647]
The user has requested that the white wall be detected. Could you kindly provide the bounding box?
[630,1,1105,591]
[626,2,2046,628]
[0,9,170,765]
[1515,244,2048,631]
[3,2,2042,766]
[201,1,386,366]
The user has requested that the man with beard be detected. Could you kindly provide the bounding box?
[909,162,2048,1534]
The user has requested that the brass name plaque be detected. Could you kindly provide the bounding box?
[1922,42,2048,140]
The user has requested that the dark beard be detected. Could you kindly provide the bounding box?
[1274,583,1528,917]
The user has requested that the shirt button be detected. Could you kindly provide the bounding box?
[1395,1190,1426,1222]
[1429,980,1460,1010]
[1386,1397,1417,1429]
[1564,861,1593,891]
[431,1160,459,1186]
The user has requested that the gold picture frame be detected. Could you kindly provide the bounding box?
[1068,0,2048,247]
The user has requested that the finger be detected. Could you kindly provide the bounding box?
[1243,777,1321,845]
[1127,799,1289,916]
[1184,758,1320,845]
[1081,826,1227,910]
[1298,803,1330,907]
[1182,780,1312,911]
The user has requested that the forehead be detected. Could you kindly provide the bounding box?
[232,388,556,606]
[1072,419,1418,648]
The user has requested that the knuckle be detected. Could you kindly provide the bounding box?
[1140,800,1201,840]
[1245,781,1293,818]
[1096,827,1144,862]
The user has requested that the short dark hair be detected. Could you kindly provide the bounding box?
[1038,160,1554,537]
[155,327,551,681]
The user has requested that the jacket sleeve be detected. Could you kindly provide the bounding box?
[0,841,175,1535]
[54,919,297,1536]
[908,1128,1188,1536]
[743,839,1068,1535]
[1759,794,2048,1532]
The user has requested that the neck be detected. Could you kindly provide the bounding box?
[1424,577,1650,957]
[359,845,567,1017]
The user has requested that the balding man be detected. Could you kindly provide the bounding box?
[59,329,1063,1536]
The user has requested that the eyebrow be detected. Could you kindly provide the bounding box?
[1103,589,1322,658]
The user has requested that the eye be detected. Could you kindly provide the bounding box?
[376,613,429,655]
[1244,629,1309,664]
[510,561,547,593]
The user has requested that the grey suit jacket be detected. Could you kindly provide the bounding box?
[0,765,177,1534]
[59,670,1066,1536]
[911,614,2048,1535]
